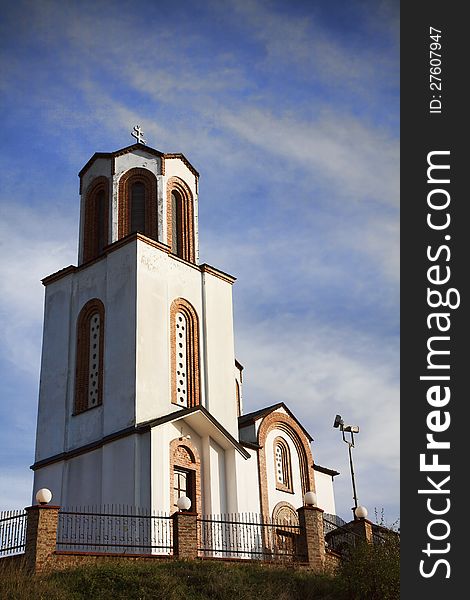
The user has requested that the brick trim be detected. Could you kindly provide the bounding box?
[169,438,201,516]
[118,168,158,241]
[83,177,110,263]
[74,298,105,415]
[257,412,315,519]
[170,298,200,409]
[166,177,195,263]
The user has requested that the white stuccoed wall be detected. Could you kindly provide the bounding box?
[313,470,337,515]
[33,433,151,509]
[207,439,227,515]
[135,239,238,438]
[135,241,204,424]
[232,448,260,514]
[35,241,138,463]
[201,272,238,438]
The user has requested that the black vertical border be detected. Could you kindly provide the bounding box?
[401,3,466,596]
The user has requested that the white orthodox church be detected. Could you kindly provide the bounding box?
[32,134,338,523]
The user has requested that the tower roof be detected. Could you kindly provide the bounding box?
[78,143,199,181]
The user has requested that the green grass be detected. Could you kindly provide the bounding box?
[0,543,400,600]
[0,560,340,600]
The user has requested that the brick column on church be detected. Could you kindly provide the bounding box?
[297,506,326,571]
[348,517,373,543]
[24,505,60,573]
[172,511,198,559]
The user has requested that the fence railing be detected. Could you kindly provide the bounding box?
[57,505,173,554]
[323,516,362,556]
[372,524,399,546]
[198,513,305,561]
[0,509,27,557]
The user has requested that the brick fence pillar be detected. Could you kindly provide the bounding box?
[348,518,373,543]
[297,506,326,571]
[24,505,60,573]
[172,511,198,559]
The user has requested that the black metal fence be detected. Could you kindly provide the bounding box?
[57,505,173,554]
[372,525,399,546]
[0,509,27,557]
[323,515,361,556]
[198,513,305,561]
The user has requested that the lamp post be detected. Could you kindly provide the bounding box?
[333,414,361,519]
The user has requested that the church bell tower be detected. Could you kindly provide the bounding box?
[32,129,246,514]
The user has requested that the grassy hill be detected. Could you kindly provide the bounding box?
[0,540,399,600]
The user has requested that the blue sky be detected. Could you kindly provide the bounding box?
[0,0,399,523]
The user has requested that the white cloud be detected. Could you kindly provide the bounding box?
[214,106,398,208]
[0,202,76,376]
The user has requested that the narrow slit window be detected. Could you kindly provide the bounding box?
[175,311,188,407]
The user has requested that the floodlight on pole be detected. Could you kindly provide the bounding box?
[333,414,361,518]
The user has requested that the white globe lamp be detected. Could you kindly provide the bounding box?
[355,505,368,519]
[35,488,52,505]
[176,495,192,511]
[303,491,317,507]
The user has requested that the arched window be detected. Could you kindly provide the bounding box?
[74,299,105,414]
[170,439,201,515]
[118,168,157,240]
[170,298,200,408]
[274,437,293,493]
[83,177,109,262]
[167,178,195,263]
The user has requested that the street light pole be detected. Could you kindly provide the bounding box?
[333,414,361,519]
[345,430,358,513]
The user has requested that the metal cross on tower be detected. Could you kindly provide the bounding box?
[131,125,146,145]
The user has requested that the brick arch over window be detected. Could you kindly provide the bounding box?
[257,413,315,519]
[166,177,195,263]
[169,437,201,515]
[118,168,158,240]
[74,298,105,415]
[170,298,200,408]
[273,436,293,493]
[83,177,109,262]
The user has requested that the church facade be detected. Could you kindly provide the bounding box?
[32,138,338,522]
